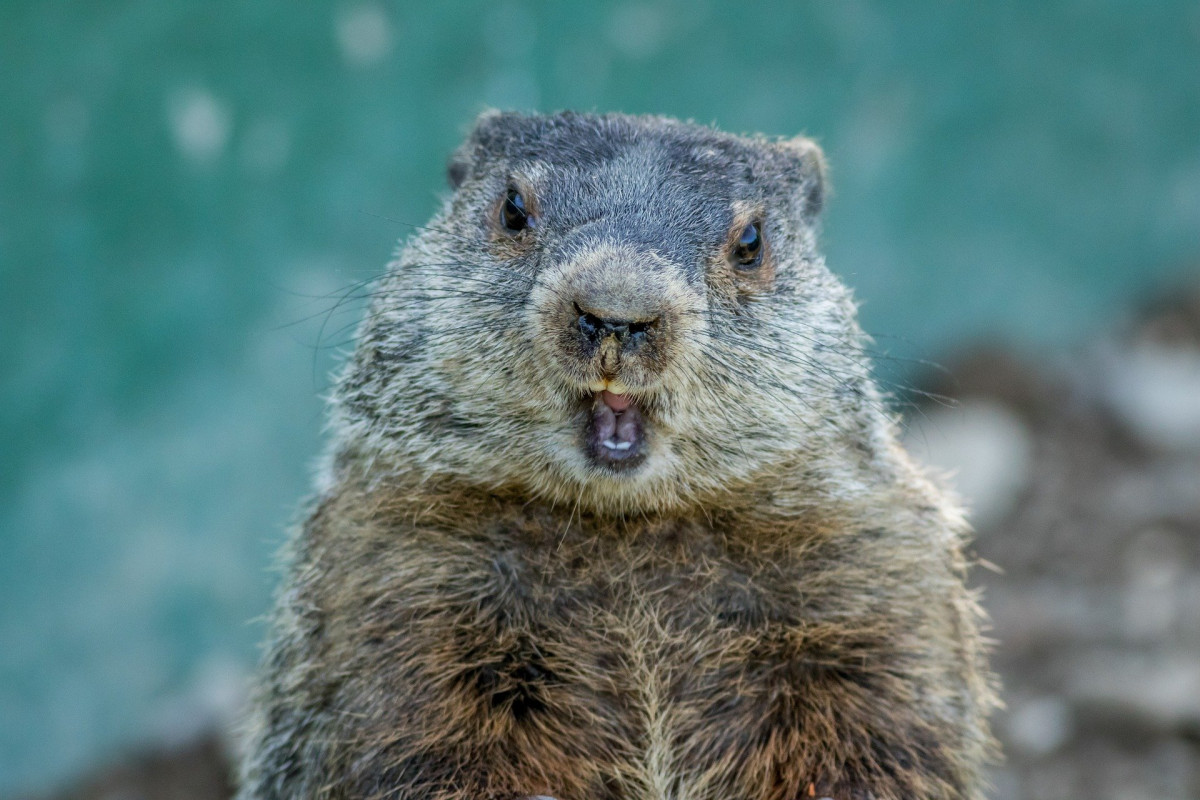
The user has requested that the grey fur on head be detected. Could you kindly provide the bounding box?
[334,110,875,515]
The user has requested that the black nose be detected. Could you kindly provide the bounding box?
[574,302,657,348]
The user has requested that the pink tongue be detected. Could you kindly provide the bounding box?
[601,390,632,412]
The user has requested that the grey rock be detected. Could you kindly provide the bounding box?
[1102,343,1200,452]
[1067,650,1200,731]
[1004,695,1074,758]
[903,398,1034,530]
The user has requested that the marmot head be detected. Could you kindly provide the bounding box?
[335,111,879,514]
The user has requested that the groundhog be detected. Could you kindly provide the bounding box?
[237,111,998,800]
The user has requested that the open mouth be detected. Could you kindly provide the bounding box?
[586,388,647,471]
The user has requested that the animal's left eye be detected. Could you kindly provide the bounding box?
[733,222,763,268]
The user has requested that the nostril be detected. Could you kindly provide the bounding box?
[627,318,658,336]
[574,303,599,338]
[579,315,599,340]
[573,302,658,347]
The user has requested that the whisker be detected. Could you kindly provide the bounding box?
[360,210,483,247]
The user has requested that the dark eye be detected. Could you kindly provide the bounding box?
[501,189,531,233]
[733,222,763,268]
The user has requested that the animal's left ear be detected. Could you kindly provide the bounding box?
[776,135,827,218]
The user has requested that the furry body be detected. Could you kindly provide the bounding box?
[239,112,997,800]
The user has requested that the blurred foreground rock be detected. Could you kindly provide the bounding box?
[28,287,1200,800]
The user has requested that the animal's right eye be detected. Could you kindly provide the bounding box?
[500,189,531,233]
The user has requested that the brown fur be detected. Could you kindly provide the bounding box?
[237,111,998,800]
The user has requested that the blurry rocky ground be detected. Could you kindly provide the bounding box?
[20,286,1200,800]
[906,285,1200,800]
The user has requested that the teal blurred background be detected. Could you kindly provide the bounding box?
[1,1,1197,795]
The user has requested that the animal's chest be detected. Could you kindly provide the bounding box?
[420,540,821,798]
[330,523,889,800]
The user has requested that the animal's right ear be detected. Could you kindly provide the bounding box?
[446,155,469,189]
[446,109,523,189]
[448,157,470,191]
